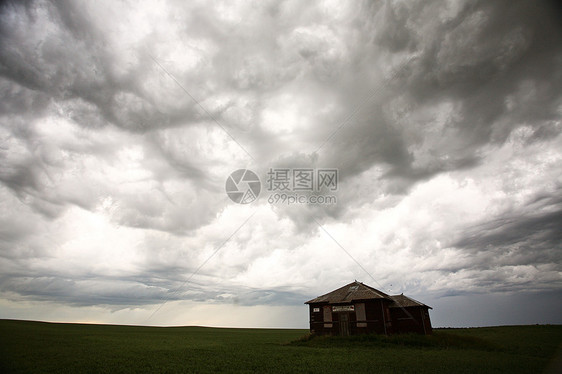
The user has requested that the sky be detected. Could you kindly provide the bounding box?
[0,0,561,328]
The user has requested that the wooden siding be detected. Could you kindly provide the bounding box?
[309,301,432,336]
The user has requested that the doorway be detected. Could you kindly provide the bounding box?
[339,313,350,336]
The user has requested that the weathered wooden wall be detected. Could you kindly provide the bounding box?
[309,301,432,336]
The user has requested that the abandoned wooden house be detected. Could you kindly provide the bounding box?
[305,281,432,336]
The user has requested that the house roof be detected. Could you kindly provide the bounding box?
[305,281,391,304]
[389,294,432,309]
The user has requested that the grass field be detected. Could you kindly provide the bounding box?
[0,320,560,373]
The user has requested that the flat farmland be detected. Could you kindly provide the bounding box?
[0,320,560,373]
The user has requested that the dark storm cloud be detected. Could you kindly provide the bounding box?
[0,0,212,135]
[317,0,562,190]
[429,289,562,326]
[0,268,308,308]
[0,0,560,325]
[0,275,163,307]
[453,192,562,268]
[0,0,222,233]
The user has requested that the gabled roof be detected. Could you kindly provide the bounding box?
[305,281,391,304]
[389,294,432,309]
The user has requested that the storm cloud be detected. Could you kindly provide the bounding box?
[0,0,561,327]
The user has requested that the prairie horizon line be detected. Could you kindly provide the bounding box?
[2,318,558,330]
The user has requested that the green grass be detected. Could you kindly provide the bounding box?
[0,320,560,373]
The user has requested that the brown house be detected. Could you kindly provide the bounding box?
[305,281,432,336]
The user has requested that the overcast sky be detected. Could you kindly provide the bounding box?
[0,0,561,328]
